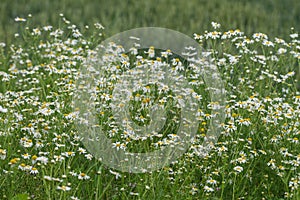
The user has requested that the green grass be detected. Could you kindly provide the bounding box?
[0,0,299,45]
[0,1,299,200]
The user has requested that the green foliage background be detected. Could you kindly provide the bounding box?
[0,0,299,44]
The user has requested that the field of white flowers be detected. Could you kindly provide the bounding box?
[0,15,299,199]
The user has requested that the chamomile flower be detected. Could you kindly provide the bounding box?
[0,149,7,160]
[290,33,298,39]
[30,167,39,174]
[233,166,243,173]
[206,179,217,185]
[112,141,122,150]
[277,48,287,54]
[203,185,214,192]
[57,185,71,191]
[211,22,221,29]
[37,156,49,164]
[31,155,38,164]
[18,163,27,171]
[78,172,90,180]
[44,176,53,181]
[15,17,26,22]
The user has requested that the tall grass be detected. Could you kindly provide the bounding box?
[0,0,299,45]
[0,2,299,200]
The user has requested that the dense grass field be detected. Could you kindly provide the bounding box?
[0,1,300,200]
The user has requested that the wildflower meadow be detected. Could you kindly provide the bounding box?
[0,13,300,200]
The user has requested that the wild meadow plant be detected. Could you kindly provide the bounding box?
[0,15,299,199]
